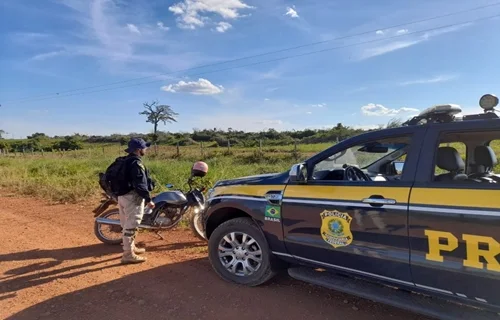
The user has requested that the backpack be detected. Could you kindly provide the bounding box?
[99,156,131,197]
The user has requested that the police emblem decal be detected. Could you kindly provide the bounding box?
[320,210,353,248]
[265,205,281,223]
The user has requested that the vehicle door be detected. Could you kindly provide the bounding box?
[280,127,425,284]
[408,123,500,308]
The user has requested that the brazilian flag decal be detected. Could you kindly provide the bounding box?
[265,205,281,222]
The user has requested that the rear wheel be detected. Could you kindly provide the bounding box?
[94,209,122,245]
[208,217,277,286]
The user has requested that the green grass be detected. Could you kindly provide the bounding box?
[1,140,499,203]
[0,154,298,203]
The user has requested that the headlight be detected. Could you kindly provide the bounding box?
[194,204,205,214]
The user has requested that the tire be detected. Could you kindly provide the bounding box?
[94,209,122,245]
[208,217,277,287]
[188,211,207,242]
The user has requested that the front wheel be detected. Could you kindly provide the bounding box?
[94,209,122,245]
[208,217,277,286]
[188,210,207,241]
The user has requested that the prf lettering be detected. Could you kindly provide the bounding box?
[425,230,500,272]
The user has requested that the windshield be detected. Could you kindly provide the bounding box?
[314,141,408,172]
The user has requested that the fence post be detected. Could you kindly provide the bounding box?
[294,140,297,152]
[41,149,44,157]
[227,140,231,151]
[176,142,180,157]
[200,142,204,157]
[259,140,262,152]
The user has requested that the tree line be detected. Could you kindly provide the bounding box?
[0,100,402,152]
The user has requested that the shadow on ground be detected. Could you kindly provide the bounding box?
[6,255,427,320]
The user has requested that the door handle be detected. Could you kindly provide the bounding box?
[362,197,396,206]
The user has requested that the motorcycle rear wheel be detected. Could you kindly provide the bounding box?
[94,209,122,245]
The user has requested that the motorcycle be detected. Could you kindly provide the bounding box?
[92,161,208,244]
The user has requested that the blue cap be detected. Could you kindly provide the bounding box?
[125,138,151,153]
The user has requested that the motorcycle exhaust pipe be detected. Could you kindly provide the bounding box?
[95,217,153,229]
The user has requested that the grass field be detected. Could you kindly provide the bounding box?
[0,143,316,203]
[1,141,499,203]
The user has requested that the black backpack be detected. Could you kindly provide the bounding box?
[99,156,131,197]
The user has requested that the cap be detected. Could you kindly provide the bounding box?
[125,138,151,153]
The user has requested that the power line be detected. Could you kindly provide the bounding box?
[4,1,500,104]
[11,13,500,105]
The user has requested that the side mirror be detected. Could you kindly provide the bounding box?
[289,163,308,183]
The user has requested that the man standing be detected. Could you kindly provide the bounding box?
[116,138,155,264]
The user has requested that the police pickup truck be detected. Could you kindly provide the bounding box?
[202,94,500,320]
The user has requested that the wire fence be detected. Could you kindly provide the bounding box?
[0,140,329,160]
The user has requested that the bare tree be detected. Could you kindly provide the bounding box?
[0,130,6,139]
[139,100,178,152]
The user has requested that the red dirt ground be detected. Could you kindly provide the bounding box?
[0,192,430,320]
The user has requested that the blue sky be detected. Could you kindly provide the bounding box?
[1,0,500,138]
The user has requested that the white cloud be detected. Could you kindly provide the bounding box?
[399,74,458,86]
[311,103,326,108]
[126,23,141,34]
[215,21,232,33]
[157,22,169,31]
[285,6,299,18]
[48,0,216,75]
[306,111,312,114]
[359,40,420,60]
[161,78,224,95]
[264,98,270,101]
[358,22,472,60]
[361,103,419,117]
[168,0,253,30]
[30,50,67,61]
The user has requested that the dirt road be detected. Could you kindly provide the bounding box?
[0,192,429,320]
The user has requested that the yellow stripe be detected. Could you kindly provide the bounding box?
[212,185,285,198]
[284,185,410,203]
[411,188,500,209]
[212,184,500,209]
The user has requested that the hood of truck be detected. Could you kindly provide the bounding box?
[214,171,289,188]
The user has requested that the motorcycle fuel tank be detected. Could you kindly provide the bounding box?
[153,190,188,205]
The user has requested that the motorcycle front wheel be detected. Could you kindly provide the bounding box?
[94,209,122,245]
[188,210,207,242]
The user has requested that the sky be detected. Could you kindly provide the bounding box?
[1,0,500,138]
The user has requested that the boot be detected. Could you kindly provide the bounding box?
[121,251,147,264]
[133,243,146,254]
[122,230,146,263]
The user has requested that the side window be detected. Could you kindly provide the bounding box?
[432,130,500,185]
[311,135,412,182]
[486,139,500,174]
[434,142,467,177]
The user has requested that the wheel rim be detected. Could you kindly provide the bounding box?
[218,232,263,277]
[97,211,122,242]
